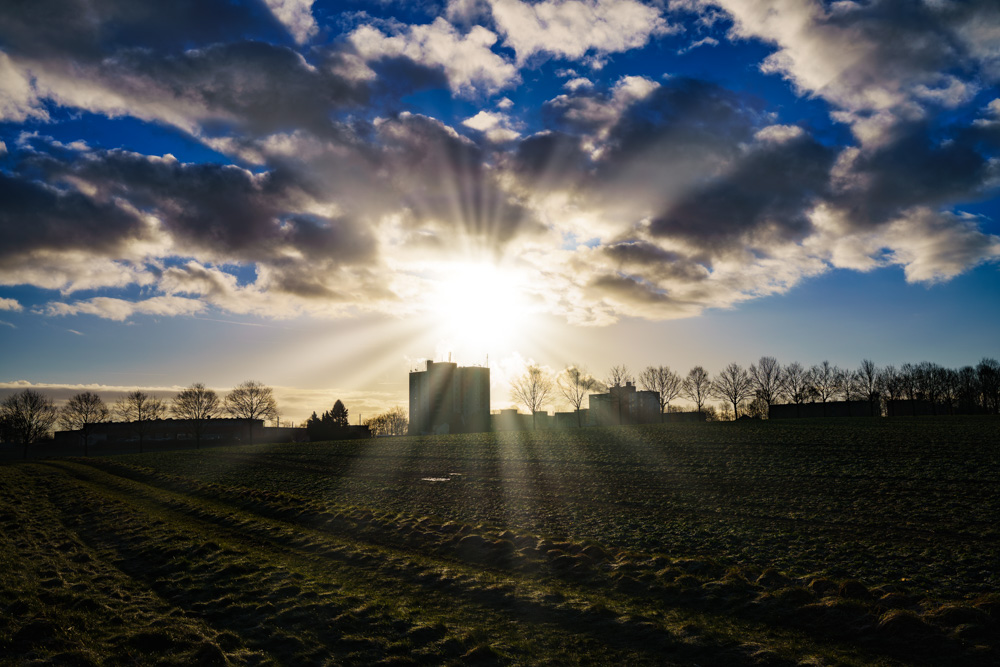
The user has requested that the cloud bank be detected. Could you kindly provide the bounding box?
[0,0,997,325]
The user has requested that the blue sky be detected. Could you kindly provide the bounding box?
[1,0,999,422]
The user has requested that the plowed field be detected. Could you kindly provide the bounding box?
[2,417,997,665]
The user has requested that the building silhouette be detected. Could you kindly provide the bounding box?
[408,360,490,435]
[589,382,661,425]
[52,418,307,448]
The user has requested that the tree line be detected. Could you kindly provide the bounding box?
[510,357,1000,422]
[0,380,278,459]
[304,401,408,440]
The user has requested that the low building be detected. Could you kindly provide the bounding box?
[491,409,533,431]
[769,400,873,419]
[52,418,308,449]
[588,382,660,426]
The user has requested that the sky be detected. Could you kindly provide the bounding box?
[1,0,999,424]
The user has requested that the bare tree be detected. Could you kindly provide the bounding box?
[810,361,840,415]
[60,391,110,456]
[558,366,604,427]
[977,358,1000,414]
[639,365,682,421]
[681,366,712,413]
[956,366,980,414]
[779,362,811,415]
[2,389,58,460]
[880,365,905,416]
[837,369,862,402]
[712,363,754,420]
[225,380,278,445]
[366,406,408,437]
[915,361,945,414]
[511,365,553,429]
[172,383,221,449]
[115,390,167,453]
[857,359,882,416]
[748,356,783,418]
[898,362,920,414]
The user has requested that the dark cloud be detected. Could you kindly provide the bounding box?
[97,42,367,136]
[507,131,589,190]
[602,240,710,283]
[21,146,377,266]
[832,121,997,229]
[0,171,145,260]
[0,0,284,60]
[650,132,835,250]
[601,78,763,160]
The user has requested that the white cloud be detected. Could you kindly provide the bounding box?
[678,36,719,54]
[563,77,593,91]
[705,0,995,144]
[487,0,676,64]
[0,297,22,311]
[262,0,318,44]
[0,51,48,123]
[462,110,521,142]
[348,18,518,96]
[754,124,806,144]
[42,295,207,321]
[882,209,1000,283]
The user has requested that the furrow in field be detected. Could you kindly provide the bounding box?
[0,465,270,665]
[34,461,732,665]
[41,459,973,666]
[35,459,914,666]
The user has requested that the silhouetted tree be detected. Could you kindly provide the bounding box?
[171,383,221,449]
[511,365,553,429]
[115,390,167,453]
[681,366,711,413]
[956,366,980,414]
[857,359,881,416]
[977,358,1000,414]
[558,366,603,427]
[639,365,682,421]
[836,369,862,402]
[749,356,782,418]
[810,361,840,415]
[60,391,110,456]
[779,362,811,415]
[880,365,905,415]
[2,389,58,460]
[225,380,277,445]
[330,399,349,428]
[899,362,919,414]
[712,363,753,420]
[939,367,959,415]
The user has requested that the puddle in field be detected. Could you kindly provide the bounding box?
[421,473,464,482]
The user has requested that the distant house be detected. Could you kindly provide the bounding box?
[588,382,660,426]
[490,409,533,431]
[408,360,490,435]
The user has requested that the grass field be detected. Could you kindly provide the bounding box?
[1,417,998,665]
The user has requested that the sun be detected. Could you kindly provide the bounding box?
[426,261,533,359]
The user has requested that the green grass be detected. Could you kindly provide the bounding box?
[1,417,998,664]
